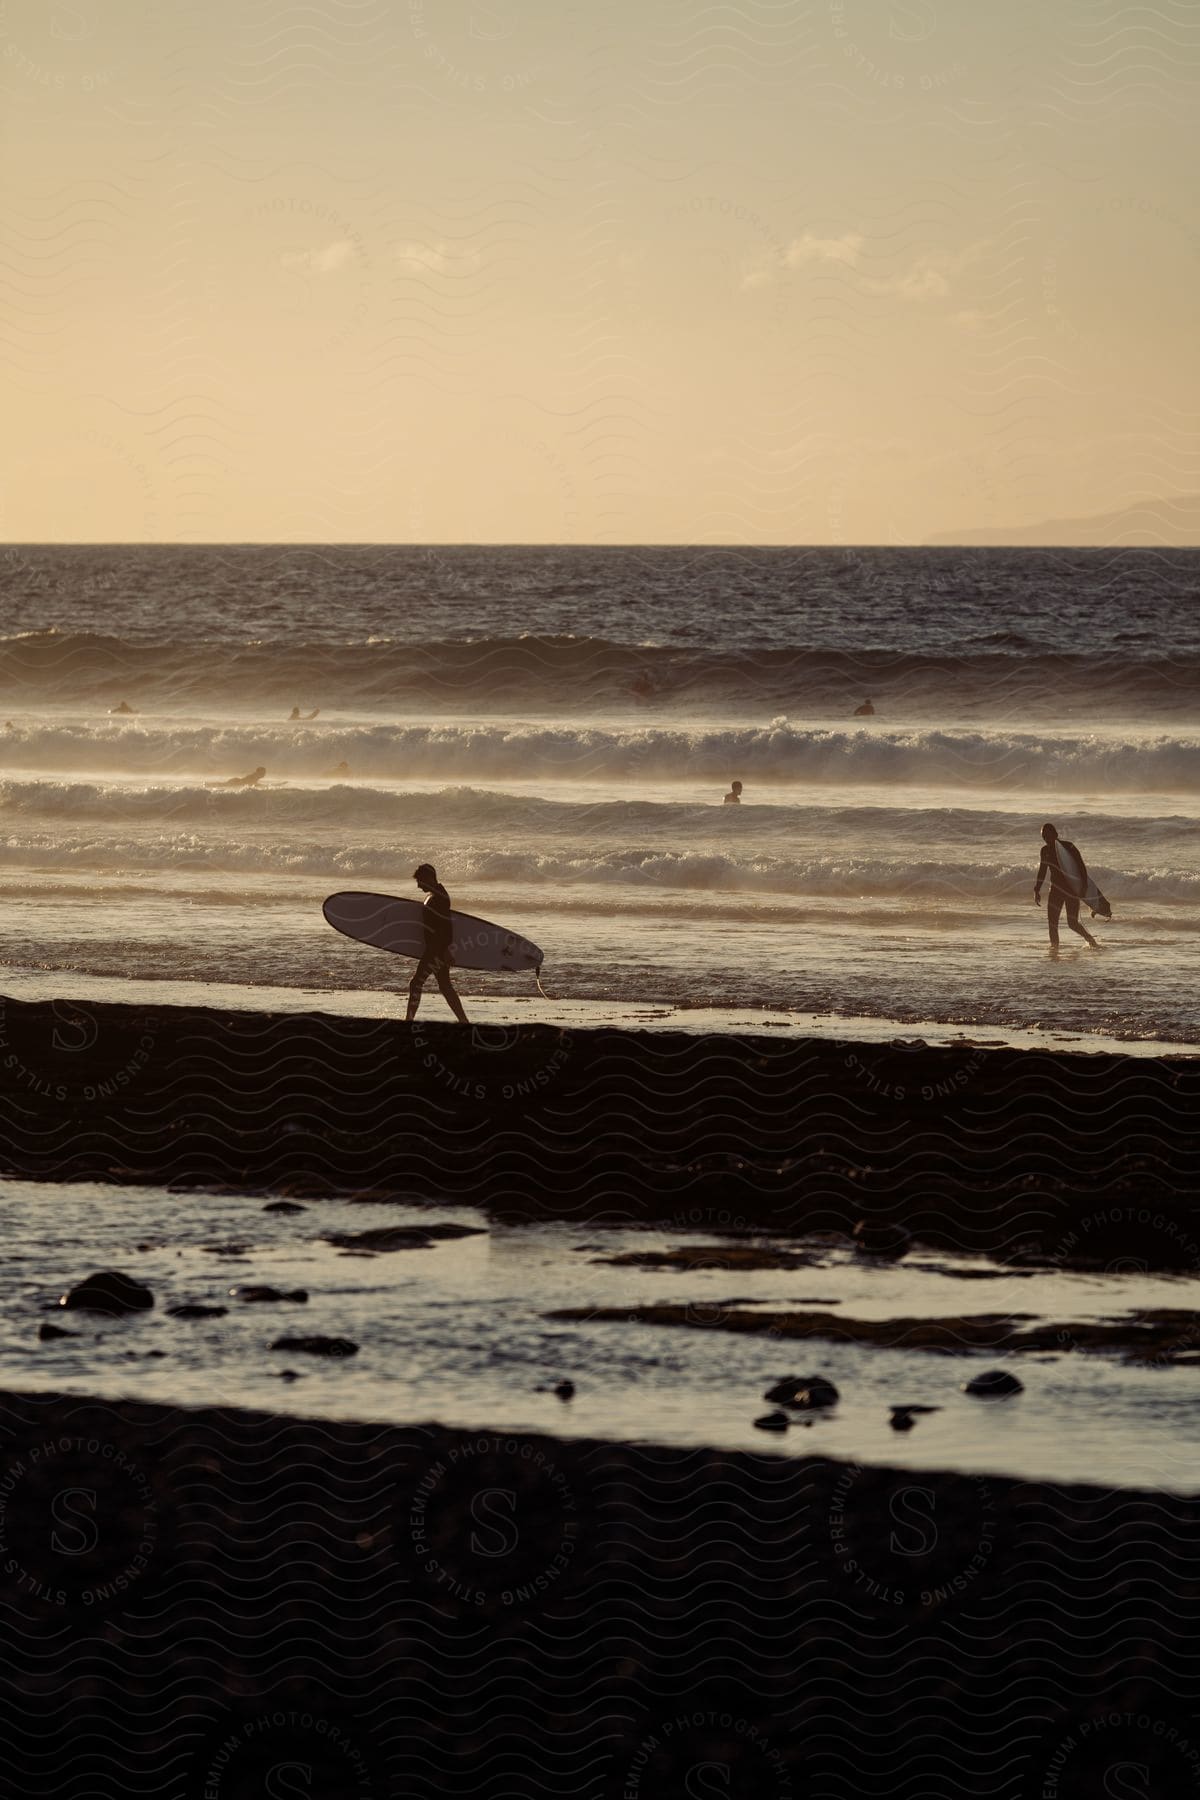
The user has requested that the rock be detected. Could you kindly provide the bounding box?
[277,1369,303,1381]
[38,1323,79,1341]
[964,1369,1023,1398]
[553,1380,575,1401]
[263,1201,307,1214]
[888,1405,941,1431]
[852,1219,912,1259]
[60,1270,155,1316]
[233,1286,309,1304]
[754,1411,790,1432]
[323,1224,486,1253]
[270,1335,359,1358]
[167,1303,228,1320]
[763,1374,839,1410]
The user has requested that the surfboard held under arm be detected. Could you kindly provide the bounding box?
[1053,841,1113,920]
[322,891,544,973]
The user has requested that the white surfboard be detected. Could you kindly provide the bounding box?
[322,890,543,973]
[1053,841,1112,921]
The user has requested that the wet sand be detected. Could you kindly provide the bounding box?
[0,998,1196,1265]
[0,1383,1195,1796]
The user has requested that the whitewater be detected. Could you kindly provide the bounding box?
[0,543,1196,1043]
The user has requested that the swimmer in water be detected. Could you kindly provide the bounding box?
[326,761,352,777]
[853,698,875,717]
[289,706,321,720]
[724,780,743,804]
[111,701,137,716]
[206,766,268,789]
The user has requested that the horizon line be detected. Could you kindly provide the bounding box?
[3,539,1187,552]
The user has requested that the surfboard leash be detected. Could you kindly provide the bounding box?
[535,962,553,1002]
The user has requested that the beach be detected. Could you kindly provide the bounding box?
[0,1385,1196,1797]
[2,544,1198,1792]
[1,998,1194,1250]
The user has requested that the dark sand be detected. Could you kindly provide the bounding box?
[0,999,1196,1264]
[0,1385,1197,1797]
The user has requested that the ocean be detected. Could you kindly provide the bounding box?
[1,542,1198,1044]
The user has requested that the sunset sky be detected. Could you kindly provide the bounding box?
[2,0,1197,543]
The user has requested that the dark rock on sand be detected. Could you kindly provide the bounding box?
[889,1404,940,1431]
[754,1410,790,1432]
[323,1223,486,1253]
[38,1322,80,1341]
[270,1335,359,1358]
[553,1379,575,1400]
[764,1374,839,1410]
[263,1201,307,1214]
[852,1218,912,1259]
[60,1269,154,1315]
[167,1303,228,1320]
[964,1369,1024,1398]
[597,1244,815,1272]
[234,1286,309,1304]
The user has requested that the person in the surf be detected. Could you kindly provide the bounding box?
[111,700,137,716]
[853,697,875,716]
[406,862,469,1024]
[326,760,352,777]
[289,706,320,720]
[206,766,268,789]
[1034,822,1099,950]
[724,780,743,804]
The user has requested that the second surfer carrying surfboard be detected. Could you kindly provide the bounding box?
[1034,822,1106,951]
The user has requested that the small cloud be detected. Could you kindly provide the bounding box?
[783,231,864,268]
[861,242,988,303]
[280,239,355,275]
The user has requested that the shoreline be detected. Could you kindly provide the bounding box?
[0,997,1196,1263]
[0,1383,1194,1794]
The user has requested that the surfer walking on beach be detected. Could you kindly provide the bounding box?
[1034,822,1100,951]
[406,862,469,1024]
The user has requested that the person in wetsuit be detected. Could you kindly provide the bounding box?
[206,766,268,788]
[724,780,743,804]
[1034,821,1099,950]
[406,862,469,1023]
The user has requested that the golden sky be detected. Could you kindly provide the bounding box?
[2,0,1197,543]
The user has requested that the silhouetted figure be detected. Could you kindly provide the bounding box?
[206,766,268,789]
[1034,821,1099,950]
[724,780,743,804]
[289,706,320,720]
[111,701,137,716]
[406,863,469,1024]
[853,698,875,717]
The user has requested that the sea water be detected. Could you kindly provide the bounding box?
[1,542,1198,1043]
[5,1179,1198,1491]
